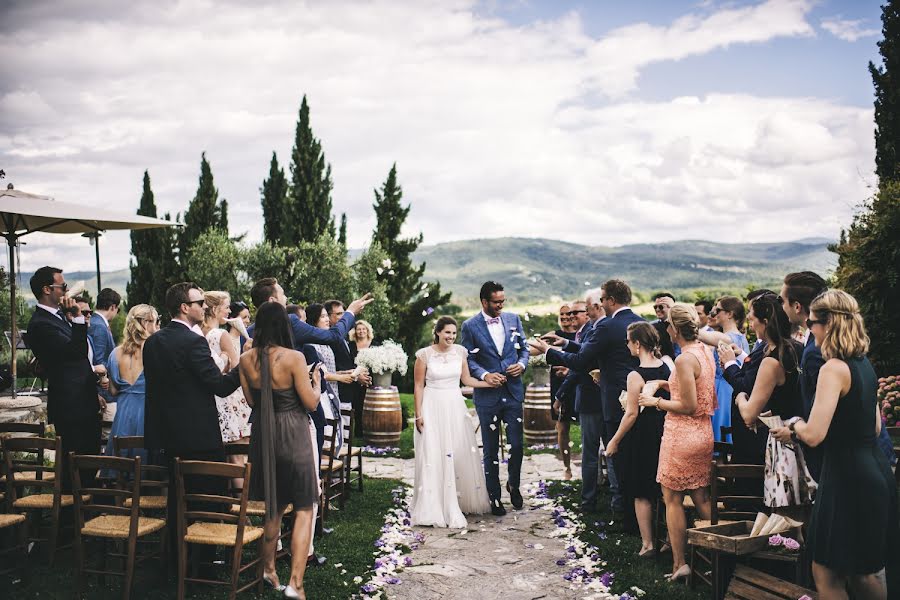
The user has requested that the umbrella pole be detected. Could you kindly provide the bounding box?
[94,233,101,296]
[7,235,16,398]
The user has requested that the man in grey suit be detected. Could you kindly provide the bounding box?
[459,281,529,516]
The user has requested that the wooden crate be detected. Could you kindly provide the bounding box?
[688,521,801,556]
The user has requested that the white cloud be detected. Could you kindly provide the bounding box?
[0,0,873,276]
[821,17,880,42]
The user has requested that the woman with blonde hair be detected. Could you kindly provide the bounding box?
[639,303,716,582]
[104,304,160,464]
[202,290,252,445]
[771,290,898,599]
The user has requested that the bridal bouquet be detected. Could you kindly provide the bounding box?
[355,340,409,376]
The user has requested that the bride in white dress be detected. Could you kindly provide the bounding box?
[410,316,493,528]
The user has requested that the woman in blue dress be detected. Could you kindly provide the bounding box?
[699,296,749,442]
[104,304,160,464]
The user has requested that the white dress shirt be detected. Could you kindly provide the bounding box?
[482,311,506,354]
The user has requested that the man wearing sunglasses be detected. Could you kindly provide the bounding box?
[25,266,105,492]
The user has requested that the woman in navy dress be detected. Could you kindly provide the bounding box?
[772,290,899,599]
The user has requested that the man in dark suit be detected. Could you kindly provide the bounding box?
[25,267,105,491]
[144,282,242,571]
[779,271,828,479]
[533,279,643,514]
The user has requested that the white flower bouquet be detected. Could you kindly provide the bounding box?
[355,340,409,376]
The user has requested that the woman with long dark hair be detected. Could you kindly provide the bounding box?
[239,302,321,599]
[722,293,811,510]
[604,321,669,558]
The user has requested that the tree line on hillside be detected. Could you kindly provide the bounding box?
[126,95,450,354]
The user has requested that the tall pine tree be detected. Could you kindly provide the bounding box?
[371,163,450,353]
[832,0,900,373]
[870,0,900,182]
[179,152,228,262]
[284,96,335,244]
[338,213,347,248]
[261,152,288,244]
[128,171,179,309]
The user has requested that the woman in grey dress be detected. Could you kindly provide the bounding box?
[239,302,321,600]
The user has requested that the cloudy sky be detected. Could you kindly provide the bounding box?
[0,0,885,272]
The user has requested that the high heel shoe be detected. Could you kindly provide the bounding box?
[263,573,285,592]
[637,547,656,559]
[283,585,301,599]
[665,564,691,583]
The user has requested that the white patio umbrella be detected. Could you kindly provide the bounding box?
[0,187,180,397]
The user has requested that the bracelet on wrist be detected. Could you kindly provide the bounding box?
[655,397,662,411]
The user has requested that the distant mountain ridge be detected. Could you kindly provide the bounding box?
[410,237,836,307]
[19,237,836,309]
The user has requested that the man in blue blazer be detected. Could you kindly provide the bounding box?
[88,287,120,416]
[460,281,529,516]
[534,280,642,514]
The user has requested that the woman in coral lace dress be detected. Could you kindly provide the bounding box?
[639,303,716,583]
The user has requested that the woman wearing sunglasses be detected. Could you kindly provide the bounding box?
[771,290,898,599]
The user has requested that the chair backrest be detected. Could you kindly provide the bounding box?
[174,459,252,538]
[339,407,354,452]
[710,461,766,524]
[713,440,733,465]
[111,435,169,496]
[321,418,339,462]
[0,422,46,437]
[3,435,62,502]
[70,454,143,526]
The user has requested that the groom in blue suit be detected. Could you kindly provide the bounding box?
[460,281,530,516]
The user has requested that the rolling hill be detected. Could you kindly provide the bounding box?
[19,237,836,310]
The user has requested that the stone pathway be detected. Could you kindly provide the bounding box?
[368,450,586,600]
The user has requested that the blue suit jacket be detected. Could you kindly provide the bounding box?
[88,313,115,367]
[555,319,604,414]
[460,312,529,407]
[246,312,355,351]
[547,309,643,421]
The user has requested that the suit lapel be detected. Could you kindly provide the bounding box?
[473,315,499,357]
[500,313,513,356]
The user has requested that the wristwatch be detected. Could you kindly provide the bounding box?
[787,417,800,442]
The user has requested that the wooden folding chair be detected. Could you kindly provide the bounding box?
[0,421,49,511]
[339,407,363,494]
[223,441,292,560]
[174,459,263,600]
[113,436,169,514]
[690,462,766,590]
[319,419,345,524]
[3,435,82,566]
[70,454,167,600]
[0,512,28,577]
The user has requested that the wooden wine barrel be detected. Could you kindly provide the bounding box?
[362,386,402,447]
[523,383,556,444]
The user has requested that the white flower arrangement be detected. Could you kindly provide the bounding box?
[529,354,549,369]
[355,340,409,376]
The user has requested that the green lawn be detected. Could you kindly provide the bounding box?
[3,477,403,600]
[546,480,705,600]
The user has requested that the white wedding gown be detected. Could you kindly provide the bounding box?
[410,345,490,528]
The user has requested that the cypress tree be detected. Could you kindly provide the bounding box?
[261,151,288,244]
[371,163,451,351]
[128,171,178,309]
[870,0,900,182]
[338,213,347,248]
[285,95,334,244]
[179,152,227,261]
[832,0,900,373]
